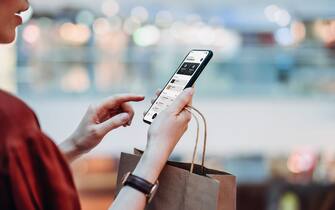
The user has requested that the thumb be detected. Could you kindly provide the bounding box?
[167,88,194,114]
[96,112,130,135]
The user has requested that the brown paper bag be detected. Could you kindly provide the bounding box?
[115,106,236,210]
[115,152,236,210]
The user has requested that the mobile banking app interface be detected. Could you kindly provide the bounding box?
[144,50,209,122]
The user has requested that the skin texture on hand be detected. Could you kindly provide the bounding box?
[59,94,145,162]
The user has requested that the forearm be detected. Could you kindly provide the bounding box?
[109,143,169,210]
[110,185,147,210]
[132,146,169,182]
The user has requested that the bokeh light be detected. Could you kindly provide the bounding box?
[131,6,149,23]
[23,24,41,44]
[93,18,111,35]
[61,66,90,92]
[264,5,291,27]
[123,17,141,35]
[59,23,91,45]
[275,27,294,46]
[287,149,317,174]
[133,25,160,47]
[101,0,120,17]
[76,10,95,26]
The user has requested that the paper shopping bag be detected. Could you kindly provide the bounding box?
[115,152,236,210]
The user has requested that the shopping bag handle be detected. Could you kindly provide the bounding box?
[185,106,207,174]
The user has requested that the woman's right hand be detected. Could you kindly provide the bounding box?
[146,88,194,158]
[110,88,194,210]
[133,88,194,184]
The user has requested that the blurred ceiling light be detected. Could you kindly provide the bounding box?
[131,6,149,23]
[290,21,306,44]
[169,21,241,55]
[133,25,160,47]
[93,18,111,35]
[59,23,91,45]
[101,0,119,17]
[123,17,141,35]
[275,27,294,46]
[264,5,291,27]
[274,9,291,27]
[155,10,174,28]
[264,4,280,22]
[23,24,41,44]
[20,6,33,24]
[61,66,90,93]
[76,10,95,26]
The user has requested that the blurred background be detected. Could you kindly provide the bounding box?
[1,0,335,209]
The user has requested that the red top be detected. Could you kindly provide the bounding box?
[0,90,81,210]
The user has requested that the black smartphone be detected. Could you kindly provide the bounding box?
[143,49,213,124]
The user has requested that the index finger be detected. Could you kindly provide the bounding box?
[98,94,145,110]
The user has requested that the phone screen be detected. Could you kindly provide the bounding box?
[143,50,212,124]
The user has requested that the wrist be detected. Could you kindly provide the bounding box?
[59,135,86,162]
[146,135,174,156]
[132,147,169,183]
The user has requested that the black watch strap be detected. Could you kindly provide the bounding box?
[122,172,154,195]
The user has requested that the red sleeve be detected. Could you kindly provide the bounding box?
[0,90,81,210]
[5,134,81,210]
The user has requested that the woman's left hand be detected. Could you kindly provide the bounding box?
[60,94,144,161]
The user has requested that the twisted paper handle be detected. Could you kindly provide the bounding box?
[185,106,207,174]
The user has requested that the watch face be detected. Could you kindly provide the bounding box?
[148,181,159,203]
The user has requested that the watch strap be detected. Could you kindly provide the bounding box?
[122,172,154,195]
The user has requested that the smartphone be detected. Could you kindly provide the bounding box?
[143,49,213,124]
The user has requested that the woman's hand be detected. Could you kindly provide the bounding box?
[60,94,145,162]
[133,88,194,183]
[111,88,194,210]
[146,88,193,157]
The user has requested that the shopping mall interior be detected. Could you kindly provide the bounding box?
[1,0,335,209]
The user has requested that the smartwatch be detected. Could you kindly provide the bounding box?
[121,172,159,203]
